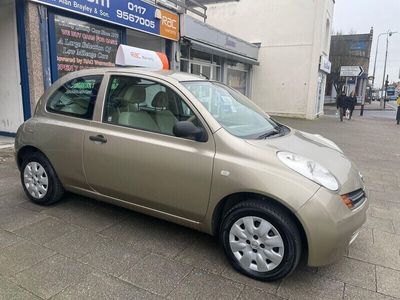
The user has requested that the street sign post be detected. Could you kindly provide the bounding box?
[340,66,364,77]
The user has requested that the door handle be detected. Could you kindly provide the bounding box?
[89,135,107,144]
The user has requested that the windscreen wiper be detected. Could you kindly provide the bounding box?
[257,129,280,139]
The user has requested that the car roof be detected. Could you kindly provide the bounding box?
[66,67,206,83]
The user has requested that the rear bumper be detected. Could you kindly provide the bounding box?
[296,187,368,266]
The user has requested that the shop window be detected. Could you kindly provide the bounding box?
[46,75,103,119]
[51,14,121,79]
[227,68,248,96]
[191,64,201,76]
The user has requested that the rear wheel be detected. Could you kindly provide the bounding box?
[220,200,302,281]
[21,152,64,205]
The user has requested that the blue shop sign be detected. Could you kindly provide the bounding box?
[350,41,367,51]
[31,0,179,41]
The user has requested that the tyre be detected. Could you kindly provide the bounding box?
[20,152,64,205]
[220,200,302,281]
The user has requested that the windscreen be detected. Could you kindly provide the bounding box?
[182,81,280,139]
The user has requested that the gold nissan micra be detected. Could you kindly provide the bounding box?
[15,68,368,281]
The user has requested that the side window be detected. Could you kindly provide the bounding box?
[103,75,203,136]
[46,75,103,119]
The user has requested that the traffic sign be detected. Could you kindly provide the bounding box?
[340,66,364,77]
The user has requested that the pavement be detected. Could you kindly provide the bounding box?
[0,136,14,150]
[0,110,399,299]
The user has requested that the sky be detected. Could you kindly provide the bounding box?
[333,0,400,87]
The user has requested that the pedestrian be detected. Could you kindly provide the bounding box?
[396,94,400,125]
[336,91,347,122]
[348,91,357,120]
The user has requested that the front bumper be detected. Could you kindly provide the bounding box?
[296,187,368,266]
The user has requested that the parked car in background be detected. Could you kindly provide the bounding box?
[15,68,368,281]
[371,90,379,101]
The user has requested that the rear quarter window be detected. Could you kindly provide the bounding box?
[46,75,103,119]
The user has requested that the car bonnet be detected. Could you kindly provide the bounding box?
[245,129,364,194]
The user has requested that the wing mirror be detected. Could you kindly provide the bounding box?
[173,121,207,142]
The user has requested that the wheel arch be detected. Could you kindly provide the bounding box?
[211,192,308,257]
[17,145,48,170]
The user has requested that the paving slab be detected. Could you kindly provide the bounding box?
[370,191,400,203]
[347,241,400,271]
[0,206,48,232]
[349,227,374,250]
[12,254,93,299]
[120,254,192,297]
[174,234,230,275]
[373,229,400,250]
[53,271,161,300]
[0,240,56,276]
[221,265,280,294]
[363,215,396,233]
[0,191,28,209]
[344,284,397,300]
[13,216,78,244]
[43,228,110,259]
[371,207,400,222]
[376,266,400,298]
[78,239,147,277]
[102,214,195,259]
[237,286,283,300]
[43,195,129,232]
[0,178,23,198]
[318,257,376,291]
[277,270,345,300]
[0,275,40,300]
[0,229,23,250]
[168,269,244,300]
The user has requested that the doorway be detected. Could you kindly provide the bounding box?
[0,0,24,134]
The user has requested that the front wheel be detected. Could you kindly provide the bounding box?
[21,152,64,205]
[220,200,302,281]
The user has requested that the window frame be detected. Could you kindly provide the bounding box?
[45,75,104,120]
[100,73,209,142]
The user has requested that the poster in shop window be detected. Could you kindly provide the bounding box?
[54,15,120,77]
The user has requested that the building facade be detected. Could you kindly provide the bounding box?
[325,30,374,103]
[200,0,335,119]
[179,14,259,97]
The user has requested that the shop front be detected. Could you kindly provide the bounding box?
[1,0,179,134]
[33,0,179,81]
[179,15,259,97]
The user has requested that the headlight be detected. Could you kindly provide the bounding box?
[277,151,339,191]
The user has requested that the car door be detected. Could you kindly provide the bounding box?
[37,73,104,190]
[83,74,216,222]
